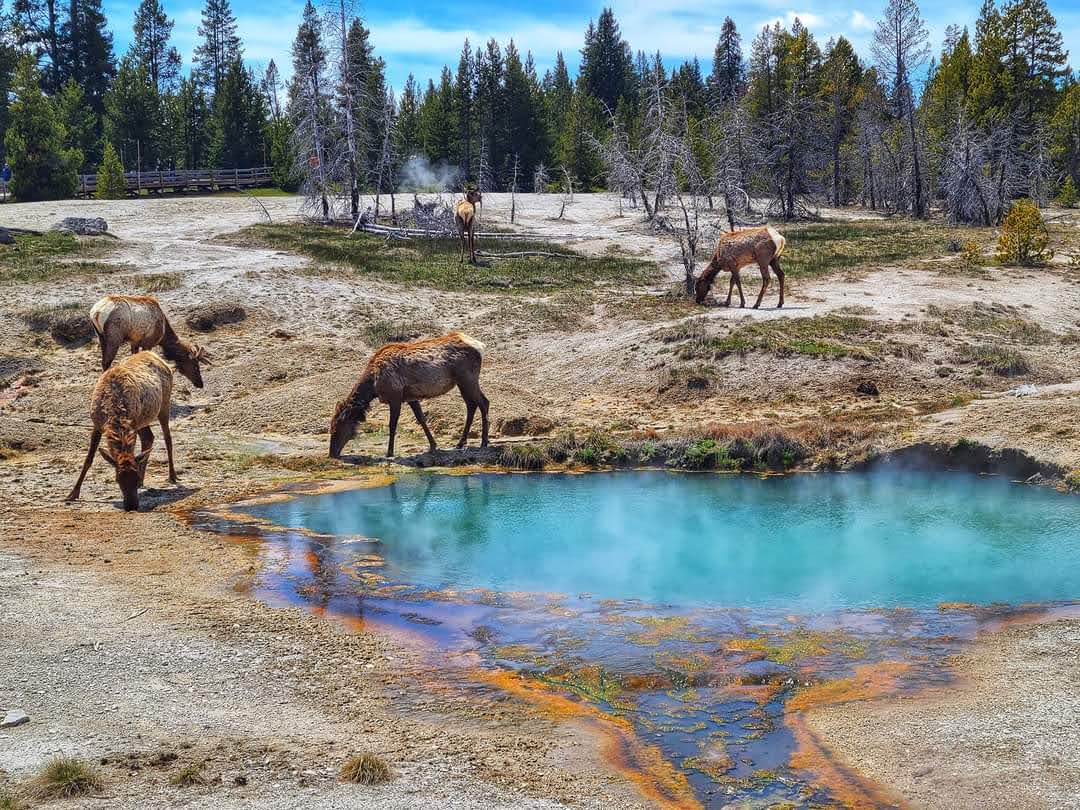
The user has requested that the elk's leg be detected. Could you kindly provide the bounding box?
[137,426,154,486]
[771,257,785,308]
[159,413,177,483]
[458,219,466,264]
[457,380,487,448]
[724,273,735,307]
[734,271,746,308]
[67,429,102,501]
[408,400,438,451]
[469,224,477,265]
[100,337,119,371]
[386,399,401,458]
[753,261,771,309]
[477,391,490,448]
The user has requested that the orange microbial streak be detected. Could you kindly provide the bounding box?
[786,662,911,809]
[480,670,701,810]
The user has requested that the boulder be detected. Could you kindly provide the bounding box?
[1,709,29,728]
[0,227,13,245]
[185,302,247,332]
[52,217,109,236]
[856,380,880,397]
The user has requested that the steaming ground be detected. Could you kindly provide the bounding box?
[1,192,1079,807]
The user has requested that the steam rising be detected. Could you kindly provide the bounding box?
[398,155,461,193]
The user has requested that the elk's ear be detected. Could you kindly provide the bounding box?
[99,446,117,467]
[195,344,214,366]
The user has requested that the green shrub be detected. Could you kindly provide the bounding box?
[960,240,982,269]
[499,443,545,470]
[996,199,1050,266]
[95,142,127,199]
[1057,176,1078,208]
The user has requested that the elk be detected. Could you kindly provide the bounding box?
[694,226,787,308]
[90,294,211,387]
[67,351,177,511]
[329,332,490,459]
[455,188,483,264]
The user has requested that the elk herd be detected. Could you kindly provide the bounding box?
[63,193,785,511]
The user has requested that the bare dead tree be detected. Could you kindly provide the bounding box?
[509,153,520,223]
[533,162,549,194]
[939,110,996,225]
[372,88,398,221]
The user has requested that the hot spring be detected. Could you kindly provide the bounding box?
[241,470,1080,609]
[220,470,1080,807]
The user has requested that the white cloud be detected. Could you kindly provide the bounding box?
[850,10,874,31]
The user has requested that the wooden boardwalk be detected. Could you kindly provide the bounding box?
[77,167,273,197]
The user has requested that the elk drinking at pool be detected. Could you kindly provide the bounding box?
[694,226,786,308]
[329,332,490,459]
[455,188,483,265]
[67,351,178,511]
[90,294,211,387]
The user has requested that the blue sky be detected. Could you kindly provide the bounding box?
[101,0,1080,91]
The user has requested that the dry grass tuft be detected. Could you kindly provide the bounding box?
[128,272,182,292]
[32,757,103,799]
[168,763,208,787]
[339,753,392,786]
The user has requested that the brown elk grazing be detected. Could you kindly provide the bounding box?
[329,332,490,459]
[67,351,177,511]
[90,294,211,387]
[455,188,483,264]
[694,226,787,308]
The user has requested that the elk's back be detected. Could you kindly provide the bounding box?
[90,351,173,431]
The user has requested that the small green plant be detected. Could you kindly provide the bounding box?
[339,753,391,785]
[33,757,103,799]
[546,430,578,462]
[573,430,620,466]
[95,142,127,199]
[169,763,207,787]
[673,438,740,471]
[1056,176,1078,208]
[638,440,658,463]
[996,199,1050,266]
[1064,469,1080,492]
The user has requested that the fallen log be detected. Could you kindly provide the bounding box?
[475,250,584,260]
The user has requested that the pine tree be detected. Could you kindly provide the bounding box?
[289,0,330,217]
[61,0,116,122]
[395,73,420,159]
[11,0,66,92]
[55,78,98,169]
[169,75,210,169]
[130,0,181,94]
[544,51,573,159]
[1051,83,1080,187]
[3,56,81,200]
[0,19,15,163]
[452,39,474,181]
[104,55,161,171]
[579,7,634,113]
[95,140,126,197]
[820,37,862,205]
[208,56,266,168]
[193,0,240,94]
[1000,0,1067,119]
[708,17,744,108]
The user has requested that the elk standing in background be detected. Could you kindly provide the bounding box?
[329,332,490,459]
[67,352,178,511]
[90,294,211,387]
[694,226,787,308]
[455,188,483,264]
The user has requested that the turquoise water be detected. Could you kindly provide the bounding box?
[243,470,1080,609]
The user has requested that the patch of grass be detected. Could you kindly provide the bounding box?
[499,443,546,470]
[1064,470,1080,492]
[676,315,882,362]
[955,344,1032,376]
[0,791,26,810]
[32,757,103,799]
[168,763,208,787]
[671,438,740,471]
[127,272,182,292]
[779,221,978,279]
[928,302,1052,343]
[339,754,391,785]
[0,232,115,285]
[360,319,438,346]
[237,224,656,291]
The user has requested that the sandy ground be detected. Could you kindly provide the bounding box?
[1,192,1079,807]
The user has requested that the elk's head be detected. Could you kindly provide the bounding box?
[464,187,483,206]
[100,432,152,511]
[175,340,211,388]
[693,260,719,304]
[329,398,368,459]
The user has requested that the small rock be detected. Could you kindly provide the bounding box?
[52,216,109,236]
[1006,383,1038,397]
[1,709,29,727]
[0,227,13,245]
[856,380,880,397]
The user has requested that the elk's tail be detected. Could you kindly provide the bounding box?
[455,332,485,354]
[766,226,786,258]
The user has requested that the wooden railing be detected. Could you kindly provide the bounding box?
[77,166,274,197]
